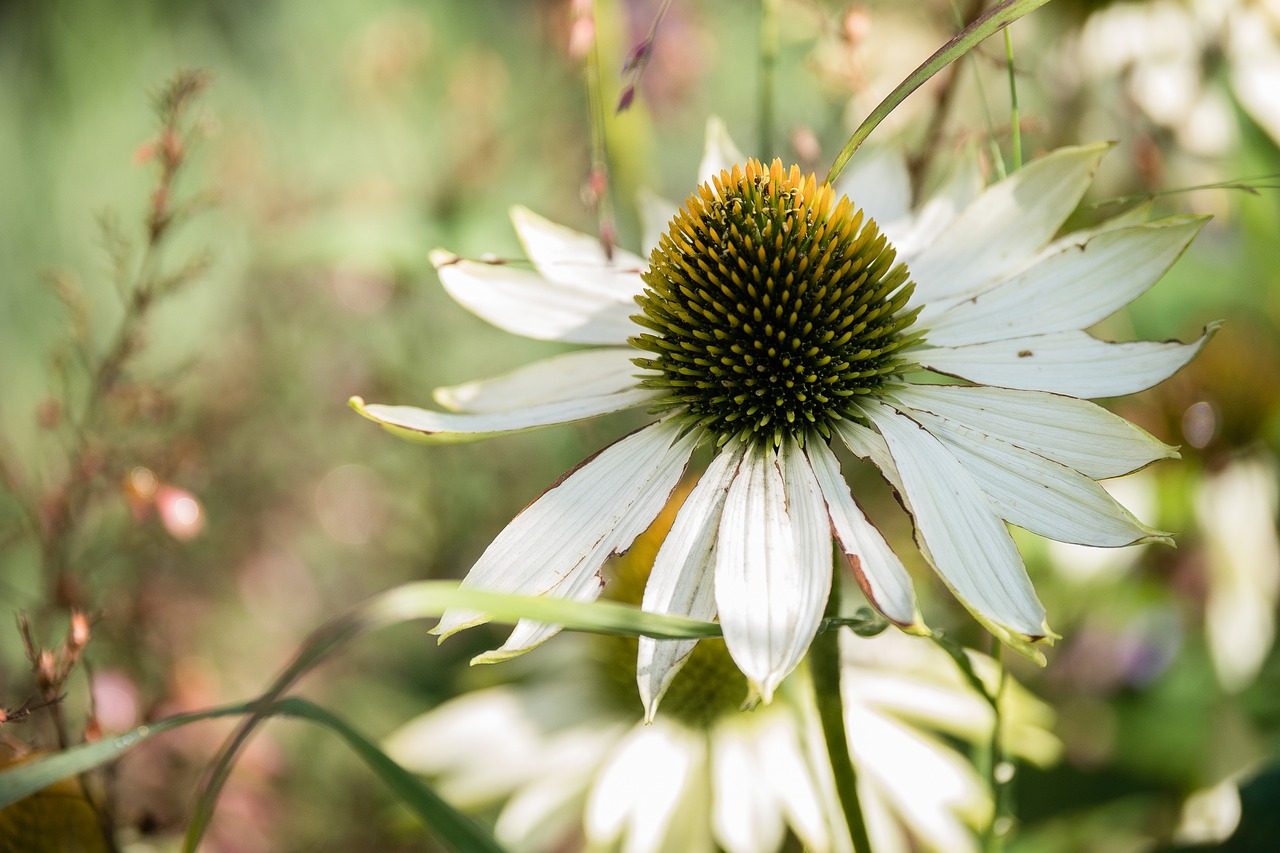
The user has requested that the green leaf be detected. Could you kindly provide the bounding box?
[0,704,250,809]
[0,697,508,853]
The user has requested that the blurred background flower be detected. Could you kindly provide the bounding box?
[385,496,1060,853]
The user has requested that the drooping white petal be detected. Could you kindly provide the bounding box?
[890,384,1177,479]
[510,206,647,301]
[637,444,747,722]
[906,144,1111,302]
[900,405,1169,547]
[917,325,1218,399]
[833,419,903,493]
[433,347,644,413]
[861,400,1050,642]
[832,147,913,230]
[921,217,1207,346]
[432,250,638,345]
[584,722,706,853]
[698,116,746,181]
[710,721,785,853]
[805,438,922,628]
[350,388,655,444]
[432,422,697,651]
[715,440,832,702]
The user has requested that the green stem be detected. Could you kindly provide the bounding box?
[968,46,1008,181]
[1004,27,1021,171]
[825,0,1053,185]
[982,643,1009,853]
[760,0,780,158]
[811,567,873,852]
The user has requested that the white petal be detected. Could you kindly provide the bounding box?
[889,151,985,263]
[384,688,548,807]
[846,704,986,853]
[432,250,638,345]
[1037,199,1155,257]
[805,438,922,628]
[899,405,1169,547]
[921,217,1207,346]
[890,384,1176,480]
[494,725,623,852]
[861,400,1050,644]
[698,116,746,181]
[711,722,785,853]
[434,347,643,413]
[917,325,1218,398]
[638,188,678,258]
[715,441,832,702]
[585,722,704,853]
[1197,456,1280,693]
[510,206,647,300]
[637,444,746,722]
[832,147,913,229]
[433,422,697,650]
[907,144,1111,302]
[351,388,654,444]
[833,419,903,493]
[754,712,832,852]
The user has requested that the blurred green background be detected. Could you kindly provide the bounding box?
[1,0,1279,850]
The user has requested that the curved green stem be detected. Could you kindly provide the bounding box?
[1004,27,1021,171]
[825,0,1054,185]
[812,567,873,852]
[982,644,1010,853]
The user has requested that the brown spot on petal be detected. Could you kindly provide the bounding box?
[1017,350,1033,358]
[840,550,912,627]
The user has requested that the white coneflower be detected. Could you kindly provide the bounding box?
[385,506,1059,853]
[352,123,1210,709]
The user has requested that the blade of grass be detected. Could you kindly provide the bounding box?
[183,581,723,850]
[825,0,1054,185]
[269,697,509,853]
[0,697,509,853]
[180,581,881,850]
[0,702,253,808]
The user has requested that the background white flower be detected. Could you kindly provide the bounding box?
[384,628,1058,853]
[1195,453,1280,692]
[353,121,1208,710]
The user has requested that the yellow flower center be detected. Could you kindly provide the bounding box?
[631,159,921,447]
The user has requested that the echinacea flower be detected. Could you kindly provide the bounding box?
[352,122,1211,709]
[385,507,1060,853]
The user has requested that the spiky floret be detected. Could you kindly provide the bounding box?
[632,159,922,447]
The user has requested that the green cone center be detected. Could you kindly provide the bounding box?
[631,159,921,447]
